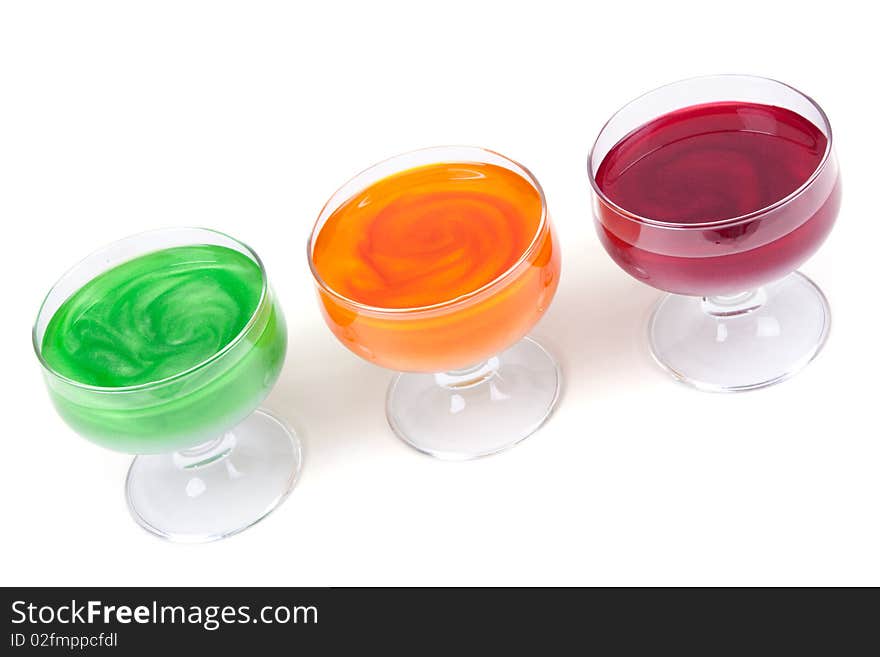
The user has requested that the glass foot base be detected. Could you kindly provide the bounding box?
[126,409,302,543]
[649,271,831,392]
[386,337,561,460]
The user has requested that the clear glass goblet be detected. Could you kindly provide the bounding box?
[588,75,841,391]
[33,228,302,542]
[308,146,562,459]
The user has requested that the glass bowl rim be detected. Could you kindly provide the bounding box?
[32,226,270,394]
[306,145,550,316]
[586,73,835,231]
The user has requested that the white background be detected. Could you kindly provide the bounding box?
[1,1,876,586]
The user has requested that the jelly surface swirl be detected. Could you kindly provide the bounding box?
[312,162,543,309]
[41,245,263,387]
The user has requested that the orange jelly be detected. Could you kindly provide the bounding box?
[311,161,560,372]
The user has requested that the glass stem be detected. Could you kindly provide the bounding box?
[701,288,767,318]
[173,432,237,470]
[434,356,501,390]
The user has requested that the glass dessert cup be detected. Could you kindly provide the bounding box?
[33,228,301,542]
[308,146,562,459]
[588,75,841,392]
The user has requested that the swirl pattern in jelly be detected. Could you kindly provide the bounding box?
[595,101,827,224]
[312,162,543,309]
[41,245,263,387]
